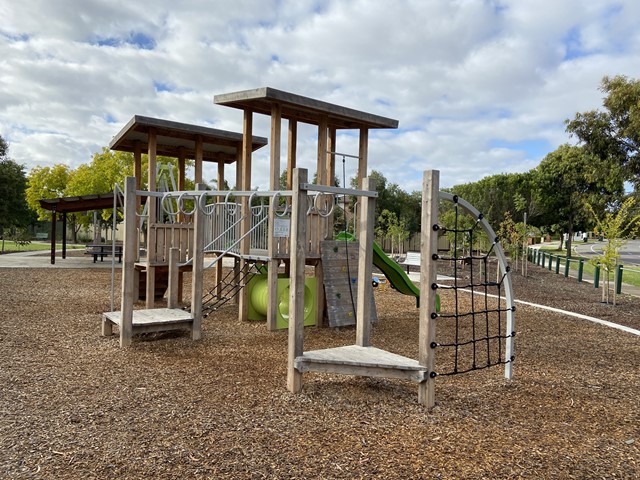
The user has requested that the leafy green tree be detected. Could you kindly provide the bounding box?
[498,212,528,274]
[449,171,539,229]
[25,164,71,220]
[586,197,640,305]
[350,171,421,246]
[0,135,7,158]
[375,209,409,255]
[566,75,640,190]
[0,137,33,250]
[531,144,624,256]
[65,149,137,240]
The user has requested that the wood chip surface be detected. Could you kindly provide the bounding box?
[1,262,638,479]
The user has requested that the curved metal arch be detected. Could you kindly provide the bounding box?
[438,191,515,379]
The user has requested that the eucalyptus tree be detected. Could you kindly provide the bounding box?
[532,144,624,256]
[566,75,640,190]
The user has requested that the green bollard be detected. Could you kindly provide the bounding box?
[615,265,623,295]
[555,255,560,274]
[594,265,600,289]
[564,257,570,277]
[577,259,584,282]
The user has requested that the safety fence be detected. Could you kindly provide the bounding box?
[527,247,630,294]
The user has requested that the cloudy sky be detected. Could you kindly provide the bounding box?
[1,0,639,192]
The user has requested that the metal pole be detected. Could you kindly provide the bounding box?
[577,259,584,282]
[615,264,623,295]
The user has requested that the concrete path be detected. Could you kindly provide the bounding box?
[0,249,119,269]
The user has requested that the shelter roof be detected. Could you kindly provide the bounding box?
[39,192,121,213]
[214,87,399,130]
[109,115,268,164]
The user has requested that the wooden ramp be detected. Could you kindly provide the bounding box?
[102,308,193,336]
[295,345,428,382]
[321,240,377,327]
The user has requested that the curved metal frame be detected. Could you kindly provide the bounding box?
[439,191,515,379]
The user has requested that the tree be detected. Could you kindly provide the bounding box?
[0,135,8,158]
[25,164,71,220]
[349,170,422,243]
[532,144,624,256]
[566,75,640,190]
[449,171,539,229]
[0,137,33,251]
[586,197,640,305]
[498,212,528,274]
[375,209,409,256]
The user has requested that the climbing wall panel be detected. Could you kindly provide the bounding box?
[321,240,377,327]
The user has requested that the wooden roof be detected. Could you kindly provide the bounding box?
[39,193,121,213]
[109,115,268,164]
[214,87,399,130]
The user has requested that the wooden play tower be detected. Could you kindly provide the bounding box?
[213,87,398,329]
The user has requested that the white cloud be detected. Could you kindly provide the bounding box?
[1,0,639,192]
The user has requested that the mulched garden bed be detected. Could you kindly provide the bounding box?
[1,262,638,479]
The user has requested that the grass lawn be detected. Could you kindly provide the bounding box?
[0,240,85,254]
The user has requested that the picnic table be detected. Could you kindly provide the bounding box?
[85,244,123,263]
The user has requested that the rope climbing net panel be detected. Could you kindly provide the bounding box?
[431,192,516,379]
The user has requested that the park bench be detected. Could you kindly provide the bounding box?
[35,233,48,240]
[400,251,421,273]
[85,244,123,263]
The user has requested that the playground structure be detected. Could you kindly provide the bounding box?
[287,169,515,407]
[104,89,402,334]
[100,87,515,407]
[102,167,380,342]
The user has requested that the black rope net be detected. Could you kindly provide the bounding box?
[431,195,515,377]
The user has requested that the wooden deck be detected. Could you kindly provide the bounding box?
[102,308,193,336]
[294,345,428,382]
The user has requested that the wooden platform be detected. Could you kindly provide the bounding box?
[102,308,193,336]
[294,345,428,382]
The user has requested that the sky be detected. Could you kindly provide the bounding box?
[1,0,639,193]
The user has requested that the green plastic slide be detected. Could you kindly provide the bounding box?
[335,232,419,299]
[372,242,420,298]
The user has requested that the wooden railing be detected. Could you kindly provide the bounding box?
[148,223,193,265]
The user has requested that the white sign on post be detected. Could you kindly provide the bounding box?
[274,218,290,238]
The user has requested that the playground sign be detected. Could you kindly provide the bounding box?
[274,218,290,237]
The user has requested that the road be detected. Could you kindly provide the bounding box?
[573,239,640,267]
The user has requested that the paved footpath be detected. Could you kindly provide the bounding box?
[0,249,119,269]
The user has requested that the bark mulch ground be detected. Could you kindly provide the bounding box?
[1,263,638,479]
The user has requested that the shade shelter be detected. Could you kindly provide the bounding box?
[214,87,398,327]
[39,193,120,264]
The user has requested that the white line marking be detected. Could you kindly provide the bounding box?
[513,298,640,336]
[460,288,640,336]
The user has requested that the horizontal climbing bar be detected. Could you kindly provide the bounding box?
[300,183,378,198]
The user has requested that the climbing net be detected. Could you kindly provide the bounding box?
[431,193,516,378]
